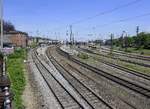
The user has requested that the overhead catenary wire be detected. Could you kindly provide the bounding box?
[51,12,150,41]
[71,0,142,25]
[51,0,142,32]
[89,12,150,30]
[74,12,150,39]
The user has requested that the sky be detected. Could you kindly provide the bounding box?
[3,0,150,41]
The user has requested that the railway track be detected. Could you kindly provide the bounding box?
[80,48,150,68]
[46,48,113,109]
[46,47,141,109]
[77,47,150,81]
[32,50,84,109]
[95,58,150,81]
[75,47,150,91]
[100,47,150,61]
[57,47,150,98]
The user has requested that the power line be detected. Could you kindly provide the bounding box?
[52,12,150,40]
[51,0,142,31]
[84,12,150,30]
[71,0,142,25]
[75,12,150,38]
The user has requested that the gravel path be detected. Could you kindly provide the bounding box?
[22,61,40,109]
[23,50,62,109]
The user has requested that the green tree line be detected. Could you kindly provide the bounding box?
[105,32,150,49]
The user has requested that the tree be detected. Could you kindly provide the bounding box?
[138,32,150,49]
[110,32,150,50]
[127,36,134,47]
[0,20,15,33]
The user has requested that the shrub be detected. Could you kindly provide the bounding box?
[77,53,89,59]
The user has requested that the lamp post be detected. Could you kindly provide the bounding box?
[0,1,11,108]
[0,0,3,77]
[0,0,3,50]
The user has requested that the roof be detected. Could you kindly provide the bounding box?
[5,31,28,36]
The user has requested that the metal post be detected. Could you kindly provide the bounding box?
[121,31,126,48]
[136,26,140,48]
[0,0,3,50]
[69,25,73,46]
[55,32,57,41]
[124,33,128,52]
[99,34,101,48]
[2,56,5,76]
[136,26,139,37]
[110,33,114,55]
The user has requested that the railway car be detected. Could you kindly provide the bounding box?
[88,43,97,49]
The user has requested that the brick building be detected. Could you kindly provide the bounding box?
[4,31,28,48]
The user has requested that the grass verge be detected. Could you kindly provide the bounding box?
[7,49,27,109]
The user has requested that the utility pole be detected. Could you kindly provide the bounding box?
[121,31,126,48]
[47,31,49,39]
[66,30,69,45]
[0,1,11,108]
[124,33,128,52]
[0,0,3,50]
[136,26,139,37]
[72,33,75,45]
[0,0,3,77]
[136,26,140,48]
[57,32,59,44]
[99,34,101,48]
[110,33,114,55]
[92,27,96,38]
[54,32,57,44]
[36,30,40,43]
[69,25,73,46]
